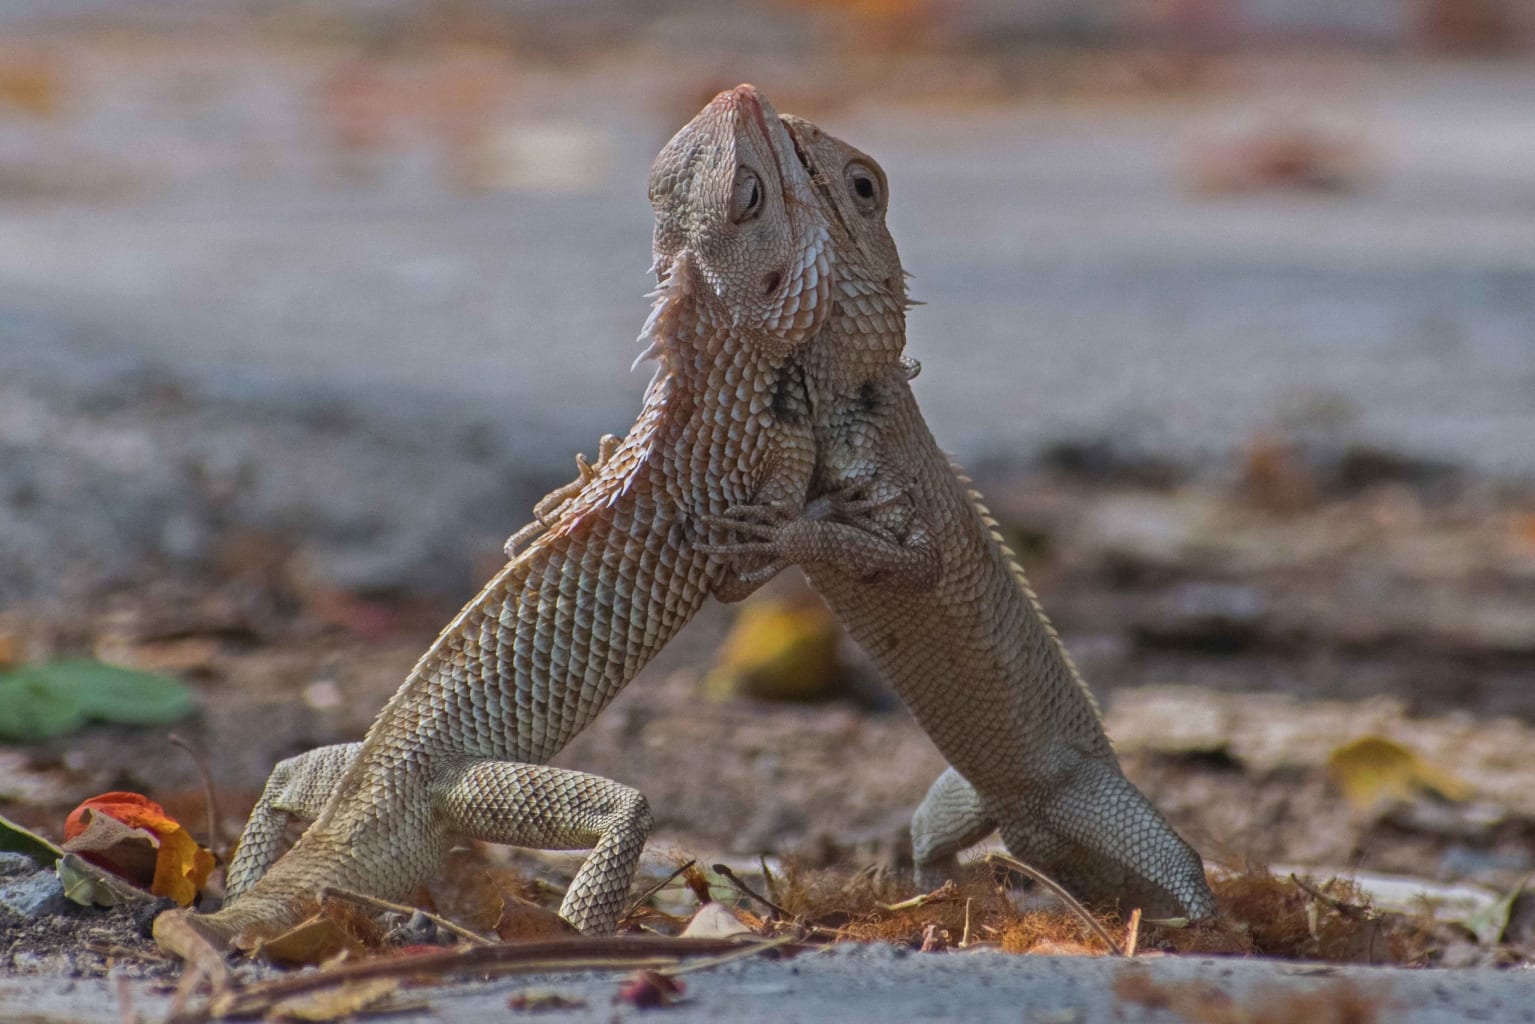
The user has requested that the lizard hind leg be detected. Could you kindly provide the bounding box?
[223,742,362,900]
[910,767,996,891]
[434,758,653,935]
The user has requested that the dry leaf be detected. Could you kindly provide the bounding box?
[679,901,754,940]
[495,894,577,942]
[61,810,158,884]
[267,978,401,1021]
[1325,736,1470,812]
[704,595,843,702]
[258,914,366,967]
[63,792,213,906]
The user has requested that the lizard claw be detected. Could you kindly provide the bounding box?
[695,516,779,542]
[735,561,787,587]
[812,486,905,521]
[694,540,778,558]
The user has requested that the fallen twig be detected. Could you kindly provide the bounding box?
[1124,907,1141,958]
[660,933,799,977]
[983,853,1123,956]
[156,911,235,1022]
[168,733,225,861]
[320,885,493,946]
[712,862,789,919]
[879,880,960,913]
[622,859,697,921]
[1290,873,1368,920]
[170,935,795,1023]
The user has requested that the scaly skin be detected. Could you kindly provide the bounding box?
[703,113,1216,919]
[155,84,834,952]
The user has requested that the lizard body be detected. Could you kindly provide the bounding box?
[703,114,1216,919]
[156,85,833,950]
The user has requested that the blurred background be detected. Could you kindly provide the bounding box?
[2,0,1534,908]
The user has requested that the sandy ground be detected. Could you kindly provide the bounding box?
[5,946,1535,1024]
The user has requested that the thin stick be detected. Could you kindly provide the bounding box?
[168,733,224,860]
[712,863,789,919]
[170,936,793,1024]
[660,934,799,978]
[983,853,1123,956]
[960,897,973,948]
[622,859,697,920]
[1124,907,1141,958]
[1289,873,1367,920]
[320,886,494,946]
[879,880,959,913]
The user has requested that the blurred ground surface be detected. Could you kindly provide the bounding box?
[2,37,1533,603]
[4,946,1533,1024]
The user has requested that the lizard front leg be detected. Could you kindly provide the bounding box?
[505,435,622,558]
[698,485,941,593]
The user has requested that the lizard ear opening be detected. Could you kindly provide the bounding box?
[763,270,783,295]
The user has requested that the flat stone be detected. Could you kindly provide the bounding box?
[0,851,42,879]
[0,869,67,920]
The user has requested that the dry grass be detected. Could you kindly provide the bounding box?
[280,853,1438,969]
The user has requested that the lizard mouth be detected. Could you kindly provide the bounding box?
[729,84,788,196]
[783,119,859,242]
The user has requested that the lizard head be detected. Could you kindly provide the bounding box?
[779,115,907,311]
[647,84,832,350]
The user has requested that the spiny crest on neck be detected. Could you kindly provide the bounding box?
[638,84,836,375]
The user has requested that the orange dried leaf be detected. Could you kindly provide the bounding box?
[63,792,213,906]
[61,811,159,887]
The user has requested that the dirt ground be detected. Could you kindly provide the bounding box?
[5,453,1535,977]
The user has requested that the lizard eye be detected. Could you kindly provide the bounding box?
[731,166,763,223]
[844,160,883,214]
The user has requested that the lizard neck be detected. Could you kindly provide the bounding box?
[801,276,908,391]
[612,293,806,517]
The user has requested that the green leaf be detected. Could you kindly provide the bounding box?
[0,812,63,867]
[0,660,196,742]
[0,669,86,740]
[1464,877,1529,946]
[41,660,196,725]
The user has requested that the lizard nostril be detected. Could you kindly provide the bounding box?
[763,271,782,295]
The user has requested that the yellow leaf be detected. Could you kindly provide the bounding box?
[1326,736,1471,812]
[704,595,842,702]
[267,978,401,1021]
[149,825,215,907]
